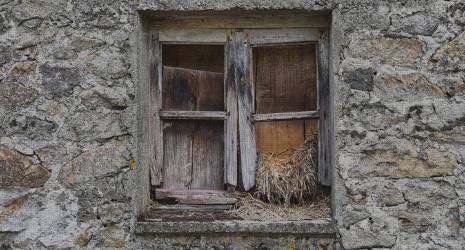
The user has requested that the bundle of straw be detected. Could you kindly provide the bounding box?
[255,137,318,205]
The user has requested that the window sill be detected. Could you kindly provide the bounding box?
[135,219,336,237]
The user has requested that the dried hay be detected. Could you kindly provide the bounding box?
[255,136,318,205]
[228,193,330,221]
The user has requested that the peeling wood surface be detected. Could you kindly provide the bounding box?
[234,32,257,191]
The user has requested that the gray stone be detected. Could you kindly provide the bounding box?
[391,12,440,36]
[349,34,424,68]
[343,68,376,91]
[40,65,81,97]
[0,116,58,140]
[0,82,38,110]
[58,138,129,187]
[0,45,12,66]
[430,32,465,72]
[0,147,50,188]
[21,17,42,29]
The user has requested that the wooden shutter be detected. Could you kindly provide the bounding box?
[234,31,257,191]
[318,29,331,186]
[224,31,238,188]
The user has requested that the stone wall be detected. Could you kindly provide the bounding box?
[0,0,464,249]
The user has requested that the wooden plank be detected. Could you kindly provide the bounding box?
[150,31,163,186]
[224,31,238,188]
[253,43,318,160]
[160,111,227,120]
[155,189,237,205]
[162,44,224,73]
[253,111,319,122]
[159,29,227,43]
[151,13,330,29]
[191,121,224,189]
[235,31,257,191]
[162,66,224,111]
[318,29,331,186]
[162,121,194,189]
[154,204,232,211]
[248,28,320,45]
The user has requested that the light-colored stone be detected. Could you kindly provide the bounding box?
[348,148,458,178]
[58,139,129,187]
[349,34,424,67]
[430,32,465,72]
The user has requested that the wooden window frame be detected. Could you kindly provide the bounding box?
[138,13,332,208]
[149,28,331,192]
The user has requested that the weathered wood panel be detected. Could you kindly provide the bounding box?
[162,121,194,189]
[248,28,319,44]
[318,29,331,186]
[160,111,227,120]
[155,188,237,205]
[253,44,318,156]
[235,32,257,191]
[150,31,163,186]
[162,66,224,111]
[162,120,224,191]
[224,32,238,187]
[253,111,319,122]
[191,121,224,189]
[159,29,227,43]
[150,12,330,29]
[162,44,224,73]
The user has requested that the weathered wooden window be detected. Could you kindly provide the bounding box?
[149,26,331,205]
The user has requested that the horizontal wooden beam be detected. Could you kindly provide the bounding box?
[248,28,320,45]
[252,111,319,122]
[159,111,227,120]
[155,189,237,205]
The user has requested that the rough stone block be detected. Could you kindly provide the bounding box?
[58,139,130,187]
[430,32,465,72]
[40,64,81,97]
[349,34,424,68]
[0,147,50,188]
[391,12,440,36]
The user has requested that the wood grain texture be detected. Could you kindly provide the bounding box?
[151,12,330,29]
[162,44,224,73]
[162,121,194,189]
[253,44,318,156]
[253,111,319,121]
[160,111,227,120]
[235,32,257,191]
[155,189,237,205]
[248,28,320,45]
[162,66,224,111]
[150,31,163,186]
[317,29,331,186]
[224,32,238,187]
[191,121,224,189]
[159,29,227,43]
[162,120,225,191]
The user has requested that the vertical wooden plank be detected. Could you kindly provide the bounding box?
[162,121,193,189]
[191,121,224,190]
[236,31,257,191]
[318,29,331,186]
[150,31,163,186]
[224,31,238,187]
